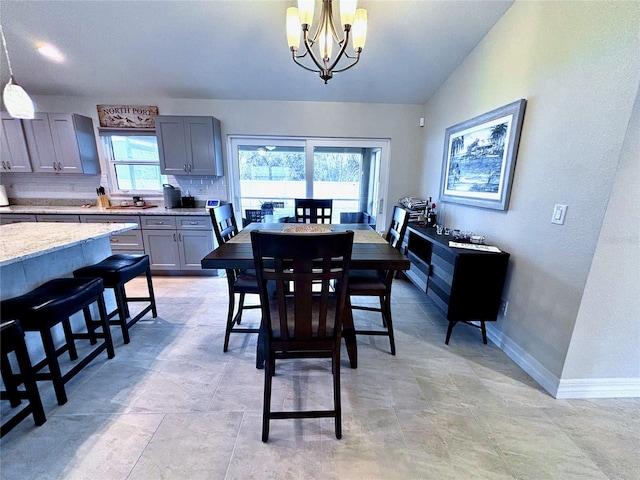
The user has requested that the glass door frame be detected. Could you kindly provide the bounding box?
[227,135,391,231]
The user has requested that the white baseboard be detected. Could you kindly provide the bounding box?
[485,323,640,399]
[555,378,640,399]
[485,323,560,397]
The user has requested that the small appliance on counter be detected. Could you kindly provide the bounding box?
[0,185,9,206]
[181,194,196,208]
[163,184,182,209]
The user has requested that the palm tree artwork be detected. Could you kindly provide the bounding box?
[446,121,509,194]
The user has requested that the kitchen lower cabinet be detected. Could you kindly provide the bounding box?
[80,215,143,253]
[22,113,100,174]
[141,215,214,272]
[0,113,32,173]
[0,214,37,225]
[35,214,80,223]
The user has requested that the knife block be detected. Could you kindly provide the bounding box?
[97,196,111,209]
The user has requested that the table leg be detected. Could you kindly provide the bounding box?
[342,297,358,369]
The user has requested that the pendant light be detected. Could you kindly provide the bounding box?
[1,24,35,119]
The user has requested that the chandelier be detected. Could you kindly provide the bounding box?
[286,0,368,84]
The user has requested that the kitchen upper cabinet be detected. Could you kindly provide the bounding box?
[0,112,32,173]
[22,113,100,174]
[156,115,223,176]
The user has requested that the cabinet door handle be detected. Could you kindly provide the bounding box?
[188,164,192,173]
[184,164,188,172]
[155,221,164,225]
[110,238,119,243]
[178,233,182,241]
[173,232,176,241]
[1,161,5,169]
[6,161,10,170]
[58,162,63,171]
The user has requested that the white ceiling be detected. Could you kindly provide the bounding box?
[0,0,513,105]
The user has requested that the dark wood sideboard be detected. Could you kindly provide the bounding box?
[405,224,510,344]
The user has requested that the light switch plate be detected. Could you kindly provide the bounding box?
[551,204,567,225]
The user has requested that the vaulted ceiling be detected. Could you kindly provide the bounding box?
[0,0,513,105]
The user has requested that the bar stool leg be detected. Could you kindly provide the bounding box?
[12,336,46,427]
[1,353,21,408]
[61,318,78,360]
[83,306,98,345]
[145,267,158,317]
[97,293,115,359]
[113,284,131,344]
[39,328,67,405]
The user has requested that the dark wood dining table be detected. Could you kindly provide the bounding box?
[200,223,410,368]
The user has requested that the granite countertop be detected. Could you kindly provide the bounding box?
[0,205,210,216]
[0,222,138,267]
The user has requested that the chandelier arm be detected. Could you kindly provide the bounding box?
[301,28,327,73]
[331,53,361,73]
[325,28,351,73]
[291,50,321,73]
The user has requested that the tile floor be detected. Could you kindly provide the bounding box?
[1,275,639,480]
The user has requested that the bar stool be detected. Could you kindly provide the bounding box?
[0,277,115,405]
[73,254,157,344]
[1,320,46,437]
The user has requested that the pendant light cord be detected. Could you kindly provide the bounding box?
[0,24,15,78]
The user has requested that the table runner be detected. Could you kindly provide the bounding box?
[227,225,388,244]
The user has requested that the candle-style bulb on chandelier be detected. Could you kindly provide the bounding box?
[0,24,35,119]
[286,0,367,84]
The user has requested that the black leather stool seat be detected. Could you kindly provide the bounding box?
[74,254,150,286]
[1,320,46,437]
[73,254,157,344]
[0,277,115,405]
[2,277,105,322]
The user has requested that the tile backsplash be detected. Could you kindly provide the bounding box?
[0,173,228,207]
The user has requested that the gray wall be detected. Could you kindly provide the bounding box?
[419,0,639,397]
[4,97,424,224]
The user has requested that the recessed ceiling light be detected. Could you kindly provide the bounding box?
[37,43,64,62]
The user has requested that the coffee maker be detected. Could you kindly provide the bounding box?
[163,184,182,208]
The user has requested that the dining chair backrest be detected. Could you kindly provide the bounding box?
[251,230,353,345]
[244,209,263,225]
[210,204,239,245]
[385,206,409,252]
[294,198,333,224]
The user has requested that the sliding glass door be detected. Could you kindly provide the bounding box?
[229,137,389,227]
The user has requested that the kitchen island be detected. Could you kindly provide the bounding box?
[0,222,137,300]
[1,221,138,361]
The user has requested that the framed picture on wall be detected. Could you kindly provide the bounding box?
[439,99,526,210]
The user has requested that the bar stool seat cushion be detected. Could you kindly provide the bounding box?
[1,278,104,325]
[73,254,149,286]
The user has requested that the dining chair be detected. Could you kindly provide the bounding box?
[243,209,263,227]
[251,229,354,442]
[347,206,409,355]
[209,204,261,352]
[294,198,333,224]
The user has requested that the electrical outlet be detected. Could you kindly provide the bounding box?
[500,299,508,316]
